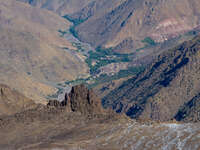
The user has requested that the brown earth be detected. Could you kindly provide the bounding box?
[0,84,200,150]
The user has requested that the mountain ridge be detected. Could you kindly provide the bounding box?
[103,35,200,122]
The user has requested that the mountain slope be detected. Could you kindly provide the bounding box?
[103,35,200,122]
[0,84,36,116]
[17,0,94,15]
[75,0,200,52]
[0,0,89,103]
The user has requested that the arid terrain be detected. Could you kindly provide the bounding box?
[103,35,200,122]
[0,0,200,150]
[0,84,200,150]
[0,0,89,103]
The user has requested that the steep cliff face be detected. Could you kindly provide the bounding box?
[103,35,200,122]
[65,84,106,115]
[48,84,109,116]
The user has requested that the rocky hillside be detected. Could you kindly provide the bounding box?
[0,84,200,150]
[0,0,89,103]
[0,84,36,116]
[103,35,200,122]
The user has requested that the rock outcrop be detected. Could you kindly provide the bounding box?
[48,84,108,116]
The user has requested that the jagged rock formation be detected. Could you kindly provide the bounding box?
[65,84,107,115]
[103,35,200,122]
[48,84,108,116]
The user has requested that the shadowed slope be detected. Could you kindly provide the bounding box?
[103,35,200,122]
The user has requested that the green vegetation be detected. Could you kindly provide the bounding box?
[85,46,133,74]
[71,42,85,52]
[60,14,146,89]
[69,25,79,39]
[63,15,88,39]
[58,29,68,37]
[65,77,91,85]
[142,37,156,46]
[63,15,87,26]
[62,66,144,89]
[88,66,145,88]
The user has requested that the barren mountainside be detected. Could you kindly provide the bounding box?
[75,0,200,51]
[103,35,200,122]
[0,0,89,103]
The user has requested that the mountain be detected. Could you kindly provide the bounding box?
[17,0,200,54]
[17,0,94,15]
[75,0,200,51]
[16,0,200,98]
[0,0,89,103]
[103,35,200,122]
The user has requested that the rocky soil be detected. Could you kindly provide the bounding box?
[0,84,200,150]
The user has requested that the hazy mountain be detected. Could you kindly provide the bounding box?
[75,0,200,52]
[103,35,200,122]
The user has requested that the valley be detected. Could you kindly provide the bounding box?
[50,16,146,100]
[14,0,200,102]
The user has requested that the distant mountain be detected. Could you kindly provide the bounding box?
[75,0,200,52]
[103,35,200,122]
[0,0,88,103]
[20,0,200,59]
